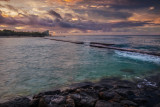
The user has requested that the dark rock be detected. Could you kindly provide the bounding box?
[93,84,103,90]
[111,94,124,102]
[61,89,76,96]
[38,98,48,107]
[66,96,75,107]
[116,84,132,89]
[0,97,30,107]
[112,102,122,107]
[44,90,61,95]
[70,94,81,103]
[120,100,137,106]
[96,81,114,89]
[33,93,44,99]
[79,95,97,107]
[154,103,160,107]
[115,89,134,97]
[99,91,116,100]
[70,82,93,90]
[33,90,61,99]
[29,98,39,107]
[81,88,99,99]
[51,95,66,105]
[95,100,113,107]
[133,98,148,104]
[43,95,53,104]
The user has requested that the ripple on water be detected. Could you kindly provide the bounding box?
[0,37,160,101]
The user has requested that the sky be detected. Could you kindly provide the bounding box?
[0,0,160,35]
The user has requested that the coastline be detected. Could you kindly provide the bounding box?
[0,74,160,107]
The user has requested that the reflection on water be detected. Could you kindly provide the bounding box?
[0,36,160,101]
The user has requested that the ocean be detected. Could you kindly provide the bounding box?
[0,35,160,101]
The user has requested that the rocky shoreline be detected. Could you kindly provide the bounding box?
[0,74,160,107]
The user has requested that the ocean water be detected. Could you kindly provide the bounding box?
[0,35,160,101]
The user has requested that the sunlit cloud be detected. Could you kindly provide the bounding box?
[15,26,25,29]
[0,0,160,35]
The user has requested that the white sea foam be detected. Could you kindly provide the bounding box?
[137,79,157,88]
[115,50,160,64]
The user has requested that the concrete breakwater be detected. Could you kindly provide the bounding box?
[44,38,160,57]
[0,74,160,107]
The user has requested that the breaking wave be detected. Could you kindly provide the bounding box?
[115,50,160,64]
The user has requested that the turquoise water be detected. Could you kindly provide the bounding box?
[0,35,160,101]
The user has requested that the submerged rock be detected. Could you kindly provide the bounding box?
[120,68,135,74]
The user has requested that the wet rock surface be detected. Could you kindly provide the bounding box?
[1,75,160,107]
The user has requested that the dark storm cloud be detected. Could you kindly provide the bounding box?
[64,13,73,19]
[48,10,62,19]
[74,9,132,20]
[57,19,152,32]
[0,11,56,27]
[0,11,22,25]
[77,0,160,9]
[111,21,150,28]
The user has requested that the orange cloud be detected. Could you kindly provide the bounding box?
[1,13,9,17]
[46,0,83,4]
[15,26,25,29]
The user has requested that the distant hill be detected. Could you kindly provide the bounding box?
[0,30,49,37]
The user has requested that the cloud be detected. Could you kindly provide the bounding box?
[0,9,156,33]
[74,9,132,20]
[77,0,160,9]
[54,19,152,32]
[0,0,160,34]
[0,11,55,27]
[5,4,19,12]
[0,0,10,1]
[0,11,22,25]
[48,10,62,19]
[111,21,150,28]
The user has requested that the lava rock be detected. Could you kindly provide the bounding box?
[95,100,113,107]
[79,94,97,107]
[38,97,48,107]
[133,98,148,104]
[154,103,160,107]
[120,100,137,106]
[99,91,116,100]
[115,89,134,97]
[29,98,39,107]
[66,96,75,107]
[70,94,81,103]
[0,97,31,107]
[70,82,93,90]
[51,95,66,105]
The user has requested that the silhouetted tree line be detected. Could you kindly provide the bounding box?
[0,29,49,37]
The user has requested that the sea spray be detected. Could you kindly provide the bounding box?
[115,50,160,64]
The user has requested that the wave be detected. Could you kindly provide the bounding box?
[115,50,160,64]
